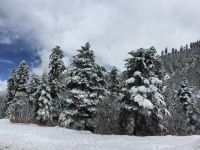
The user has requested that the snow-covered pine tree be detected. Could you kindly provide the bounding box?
[36,73,52,123]
[29,73,41,121]
[120,47,169,136]
[6,68,18,118]
[29,73,41,95]
[11,60,30,122]
[17,60,29,86]
[48,46,66,122]
[177,79,193,113]
[60,42,106,132]
[49,45,65,81]
[109,67,120,94]
[177,79,199,134]
[7,69,18,101]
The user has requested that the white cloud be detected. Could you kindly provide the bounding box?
[1,0,200,71]
[0,36,12,44]
[0,80,7,96]
[0,59,14,65]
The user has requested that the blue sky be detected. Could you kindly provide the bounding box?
[0,37,40,80]
[1,0,200,93]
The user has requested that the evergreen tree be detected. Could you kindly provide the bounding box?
[59,42,106,132]
[180,46,183,51]
[120,47,169,135]
[48,46,66,121]
[10,60,29,122]
[36,73,52,123]
[29,74,41,120]
[177,79,192,113]
[6,68,18,118]
[172,48,175,53]
[29,73,41,95]
[165,47,168,55]
[17,60,29,86]
[49,46,65,81]
[177,79,199,134]
[109,67,120,94]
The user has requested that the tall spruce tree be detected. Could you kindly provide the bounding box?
[59,42,106,132]
[120,47,169,135]
[48,46,66,121]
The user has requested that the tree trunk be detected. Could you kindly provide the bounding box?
[133,112,138,135]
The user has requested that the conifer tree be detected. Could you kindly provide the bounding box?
[6,68,18,118]
[109,67,120,94]
[29,74,41,120]
[29,73,41,95]
[11,60,29,122]
[180,46,183,51]
[59,42,106,132]
[165,47,168,55]
[36,73,52,123]
[48,46,66,121]
[120,47,169,135]
[177,79,192,113]
[49,46,65,81]
[17,60,29,86]
[177,79,199,134]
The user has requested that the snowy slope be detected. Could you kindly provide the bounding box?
[0,119,200,150]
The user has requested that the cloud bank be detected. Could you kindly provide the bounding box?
[1,0,200,93]
[0,80,7,95]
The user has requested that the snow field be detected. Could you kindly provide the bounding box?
[0,119,200,150]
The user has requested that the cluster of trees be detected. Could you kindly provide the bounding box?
[2,42,200,136]
[190,40,200,49]
[161,41,200,135]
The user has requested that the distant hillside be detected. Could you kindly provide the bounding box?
[161,40,200,91]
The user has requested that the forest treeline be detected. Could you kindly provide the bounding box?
[1,41,200,136]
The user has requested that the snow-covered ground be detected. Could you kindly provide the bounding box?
[0,119,200,150]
